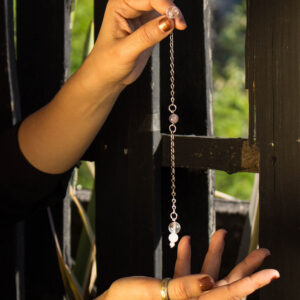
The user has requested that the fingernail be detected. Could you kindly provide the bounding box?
[179,14,187,27]
[199,276,214,292]
[270,271,280,282]
[159,17,174,33]
[271,274,280,283]
[265,249,271,256]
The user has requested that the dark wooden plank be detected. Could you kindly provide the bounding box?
[247,0,300,298]
[0,0,21,129]
[95,60,163,291]
[161,135,260,173]
[160,0,214,276]
[16,1,72,299]
[95,1,163,291]
[0,0,23,298]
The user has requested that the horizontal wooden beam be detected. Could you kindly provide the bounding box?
[161,134,260,173]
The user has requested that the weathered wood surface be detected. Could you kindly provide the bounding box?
[160,0,214,276]
[0,0,21,130]
[95,1,162,291]
[94,0,215,289]
[0,1,22,298]
[162,135,259,173]
[246,0,300,298]
[17,1,72,299]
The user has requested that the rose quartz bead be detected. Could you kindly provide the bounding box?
[169,113,179,124]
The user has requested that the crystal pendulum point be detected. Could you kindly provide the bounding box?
[168,221,181,248]
[166,6,180,19]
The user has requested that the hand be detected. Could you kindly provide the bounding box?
[17,1,187,174]
[89,0,187,87]
[95,230,280,300]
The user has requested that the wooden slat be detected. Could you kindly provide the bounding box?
[0,0,21,129]
[0,0,23,299]
[161,135,260,173]
[247,0,300,299]
[16,1,72,299]
[160,0,214,276]
[95,1,163,291]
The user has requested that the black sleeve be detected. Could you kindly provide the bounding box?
[0,123,72,224]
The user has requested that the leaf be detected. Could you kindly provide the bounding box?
[47,208,83,300]
[82,20,94,60]
[73,185,97,289]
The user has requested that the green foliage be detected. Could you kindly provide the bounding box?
[215,171,254,200]
[213,0,254,200]
[71,0,95,189]
[71,0,93,75]
[77,161,94,190]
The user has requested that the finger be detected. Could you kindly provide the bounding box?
[173,236,191,278]
[150,0,187,30]
[121,15,174,61]
[168,274,214,299]
[201,229,227,281]
[124,0,187,29]
[219,248,271,285]
[200,269,280,300]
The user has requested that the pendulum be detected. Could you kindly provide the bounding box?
[166,7,181,248]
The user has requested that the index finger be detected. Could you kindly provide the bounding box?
[173,236,191,278]
[201,229,227,281]
[123,0,187,29]
[200,269,280,300]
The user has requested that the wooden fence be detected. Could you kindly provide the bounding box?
[1,0,299,299]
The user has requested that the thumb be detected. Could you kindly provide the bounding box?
[122,16,175,61]
[168,274,214,300]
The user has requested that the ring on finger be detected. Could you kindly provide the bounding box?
[161,278,172,300]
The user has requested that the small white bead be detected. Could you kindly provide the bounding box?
[166,6,180,19]
[168,233,179,243]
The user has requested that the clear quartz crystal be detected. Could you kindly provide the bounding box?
[168,222,181,234]
[169,232,179,248]
[166,6,180,19]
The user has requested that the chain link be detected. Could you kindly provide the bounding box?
[169,32,178,223]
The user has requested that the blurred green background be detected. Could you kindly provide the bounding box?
[213,0,254,200]
[72,0,254,200]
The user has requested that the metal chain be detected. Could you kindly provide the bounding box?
[169,32,178,223]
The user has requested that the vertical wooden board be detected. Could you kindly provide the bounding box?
[160,0,213,275]
[95,63,162,292]
[0,0,14,130]
[16,0,72,298]
[0,0,22,298]
[248,0,300,298]
[94,1,162,291]
[17,0,71,118]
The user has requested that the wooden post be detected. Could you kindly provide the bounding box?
[247,0,300,298]
[16,0,72,298]
[94,0,214,289]
[94,2,163,290]
[160,0,214,275]
[0,0,22,298]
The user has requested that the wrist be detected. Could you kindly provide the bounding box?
[72,50,125,106]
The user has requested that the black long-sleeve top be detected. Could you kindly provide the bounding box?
[0,124,73,224]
